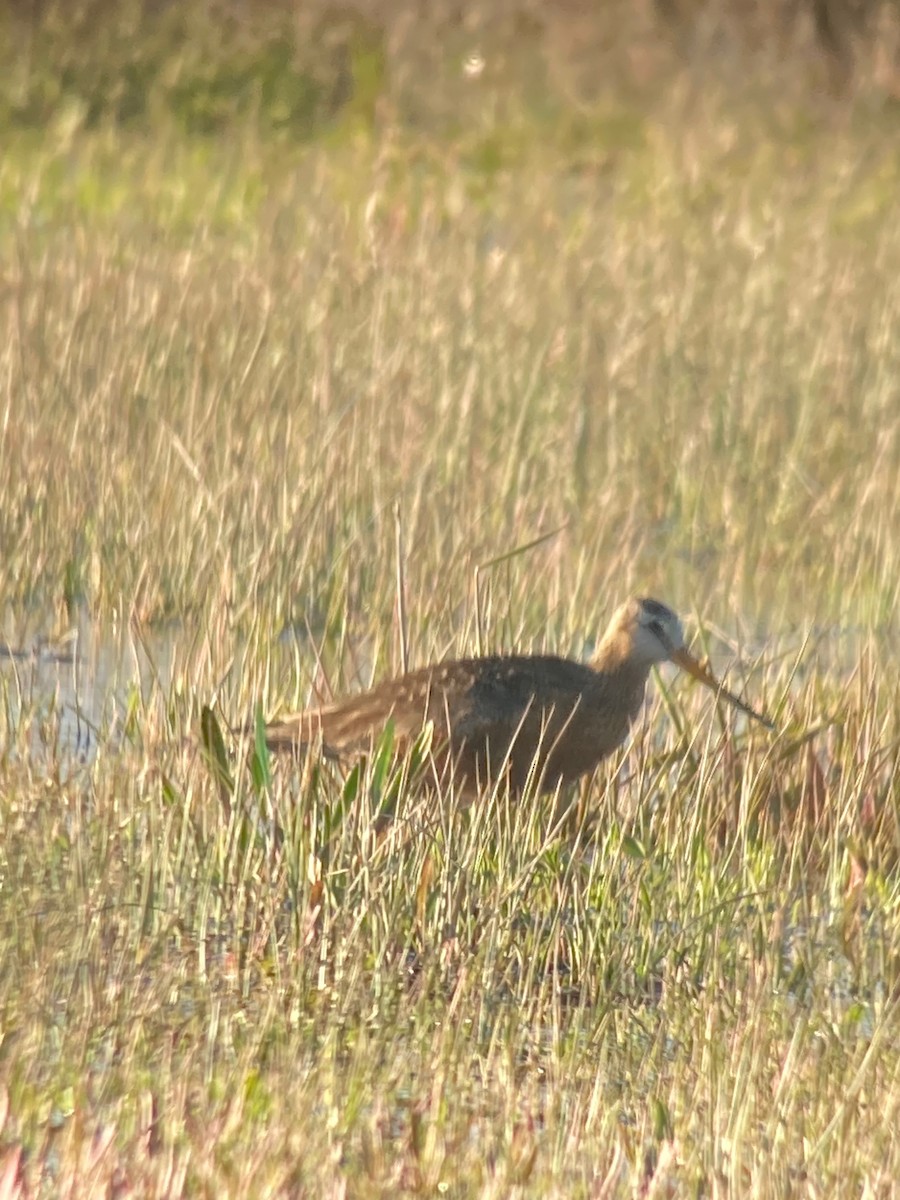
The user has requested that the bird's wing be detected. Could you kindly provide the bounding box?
[264,656,596,777]
[264,663,463,758]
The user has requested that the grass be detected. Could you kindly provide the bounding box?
[2,2,900,1195]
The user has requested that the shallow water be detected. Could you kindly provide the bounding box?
[0,606,180,767]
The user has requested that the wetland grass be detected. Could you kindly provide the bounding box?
[1,3,900,1194]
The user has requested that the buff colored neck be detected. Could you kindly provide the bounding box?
[591,624,641,674]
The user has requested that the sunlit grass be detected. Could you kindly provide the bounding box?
[2,107,899,635]
[3,652,900,1193]
[1,6,900,1195]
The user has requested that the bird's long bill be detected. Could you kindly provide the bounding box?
[670,647,775,730]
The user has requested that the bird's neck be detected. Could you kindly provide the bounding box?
[588,629,654,729]
[590,629,653,686]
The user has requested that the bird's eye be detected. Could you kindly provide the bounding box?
[648,620,668,645]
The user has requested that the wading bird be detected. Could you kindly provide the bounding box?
[263,597,773,798]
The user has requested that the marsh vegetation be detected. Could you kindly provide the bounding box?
[1,1,900,1194]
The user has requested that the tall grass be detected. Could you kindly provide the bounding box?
[1,3,900,1195]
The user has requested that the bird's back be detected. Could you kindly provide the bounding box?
[265,652,648,795]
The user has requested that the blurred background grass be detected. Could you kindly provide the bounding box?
[1,0,899,642]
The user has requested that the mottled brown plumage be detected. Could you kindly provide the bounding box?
[264,597,772,797]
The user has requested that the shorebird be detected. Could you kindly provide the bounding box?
[263,597,772,797]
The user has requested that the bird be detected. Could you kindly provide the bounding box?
[263,597,773,798]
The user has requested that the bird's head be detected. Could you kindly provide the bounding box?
[610,596,774,728]
[626,597,687,666]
